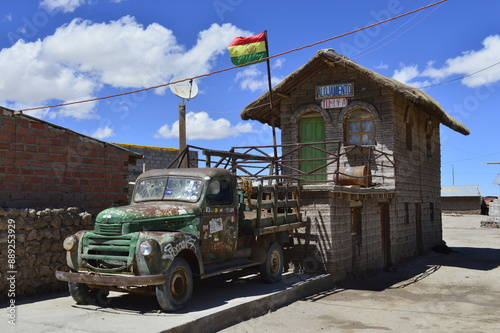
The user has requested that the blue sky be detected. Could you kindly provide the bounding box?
[1,0,500,195]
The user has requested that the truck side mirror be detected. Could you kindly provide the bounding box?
[207,180,221,195]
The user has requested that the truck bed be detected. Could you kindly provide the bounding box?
[239,183,303,235]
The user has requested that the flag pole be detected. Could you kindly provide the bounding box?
[264,30,279,178]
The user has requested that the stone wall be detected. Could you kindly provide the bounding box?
[481,199,500,228]
[0,207,94,301]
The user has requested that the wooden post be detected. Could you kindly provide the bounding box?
[178,101,187,168]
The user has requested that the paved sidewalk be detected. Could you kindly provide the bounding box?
[220,215,500,332]
[4,270,331,333]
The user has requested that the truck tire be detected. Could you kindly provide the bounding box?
[260,242,284,283]
[156,257,193,311]
[68,282,110,305]
[69,282,92,304]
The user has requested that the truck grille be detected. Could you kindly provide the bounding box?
[81,233,137,272]
[94,223,122,236]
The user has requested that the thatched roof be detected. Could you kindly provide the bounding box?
[240,49,470,135]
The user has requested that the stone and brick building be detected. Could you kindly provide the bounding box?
[0,106,146,298]
[241,49,470,281]
[0,107,142,213]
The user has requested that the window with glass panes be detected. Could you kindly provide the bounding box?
[346,109,375,145]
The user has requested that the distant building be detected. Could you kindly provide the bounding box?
[111,143,180,184]
[441,185,482,213]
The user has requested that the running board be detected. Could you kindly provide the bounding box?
[200,259,261,279]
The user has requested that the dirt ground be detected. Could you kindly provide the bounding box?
[220,214,500,333]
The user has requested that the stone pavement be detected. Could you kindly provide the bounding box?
[220,214,500,332]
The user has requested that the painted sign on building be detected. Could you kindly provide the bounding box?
[316,83,354,99]
[321,98,348,109]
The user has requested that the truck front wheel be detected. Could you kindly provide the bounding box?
[260,242,284,283]
[156,257,193,311]
[68,282,109,305]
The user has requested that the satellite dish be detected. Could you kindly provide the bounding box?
[169,76,199,100]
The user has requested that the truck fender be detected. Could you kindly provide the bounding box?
[160,233,204,276]
[251,234,276,263]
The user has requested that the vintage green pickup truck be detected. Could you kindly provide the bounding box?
[56,167,304,311]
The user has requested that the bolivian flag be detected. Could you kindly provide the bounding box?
[228,32,268,66]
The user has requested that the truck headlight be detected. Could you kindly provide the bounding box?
[63,235,77,252]
[139,239,158,257]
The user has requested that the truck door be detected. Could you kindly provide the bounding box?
[201,178,238,263]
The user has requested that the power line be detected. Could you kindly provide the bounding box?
[420,60,500,89]
[17,0,449,113]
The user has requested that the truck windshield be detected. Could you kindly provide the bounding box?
[134,177,203,203]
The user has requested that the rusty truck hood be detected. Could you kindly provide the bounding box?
[96,201,200,223]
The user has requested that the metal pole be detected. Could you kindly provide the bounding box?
[264,30,279,178]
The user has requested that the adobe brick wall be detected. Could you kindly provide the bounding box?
[391,94,443,261]
[0,108,132,214]
[289,189,394,282]
[442,197,482,212]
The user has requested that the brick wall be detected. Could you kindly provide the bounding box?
[0,108,135,213]
[391,94,443,260]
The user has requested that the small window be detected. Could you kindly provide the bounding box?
[404,202,409,224]
[351,207,362,235]
[429,202,435,223]
[426,119,433,157]
[346,109,375,145]
[206,179,232,206]
[406,116,413,151]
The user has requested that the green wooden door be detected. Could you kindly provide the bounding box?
[299,115,327,182]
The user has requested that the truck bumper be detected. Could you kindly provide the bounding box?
[55,271,166,286]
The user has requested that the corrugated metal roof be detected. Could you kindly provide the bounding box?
[441,185,482,197]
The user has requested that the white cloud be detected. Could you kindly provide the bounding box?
[0,16,250,120]
[272,58,286,69]
[392,65,419,84]
[392,35,500,88]
[40,0,87,13]
[234,66,283,92]
[91,126,115,139]
[154,111,256,140]
[375,62,388,70]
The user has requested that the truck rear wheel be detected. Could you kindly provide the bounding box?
[156,257,193,312]
[260,242,283,283]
